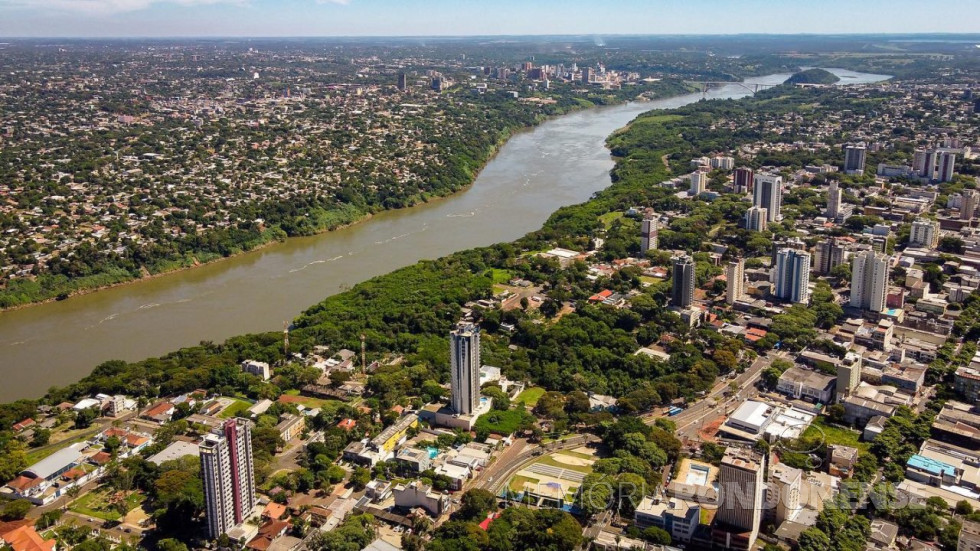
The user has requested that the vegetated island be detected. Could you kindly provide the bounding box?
[784,68,842,85]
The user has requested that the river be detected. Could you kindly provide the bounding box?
[0,69,890,401]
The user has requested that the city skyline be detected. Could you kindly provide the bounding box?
[2,0,980,38]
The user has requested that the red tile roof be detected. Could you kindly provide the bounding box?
[0,524,55,551]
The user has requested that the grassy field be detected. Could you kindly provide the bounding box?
[598,211,624,229]
[490,268,514,285]
[218,398,254,419]
[515,387,546,407]
[802,416,870,454]
[280,391,343,413]
[70,489,145,522]
[509,475,540,493]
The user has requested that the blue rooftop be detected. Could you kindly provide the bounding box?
[907,454,956,477]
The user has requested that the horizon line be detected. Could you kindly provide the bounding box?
[2,32,980,41]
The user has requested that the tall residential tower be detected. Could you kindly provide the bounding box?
[671,255,696,308]
[450,323,481,415]
[201,419,256,539]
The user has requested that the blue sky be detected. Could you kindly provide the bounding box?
[1,0,979,38]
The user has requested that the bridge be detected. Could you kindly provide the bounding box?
[690,81,780,96]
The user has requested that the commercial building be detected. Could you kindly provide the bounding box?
[776,367,836,404]
[641,215,658,254]
[752,174,782,222]
[201,419,257,539]
[745,206,768,232]
[671,255,696,308]
[910,218,941,248]
[772,249,811,304]
[725,259,745,305]
[450,323,481,415]
[955,367,980,403]
[395,447,431,474]
[634,496,701,543]
[393,481,448,517]
[843,143,867,174]
[850,250,890,312]
[959,519,980,551]
[813,237,847,275]
[713,448,765,551]
[826,180,842,219]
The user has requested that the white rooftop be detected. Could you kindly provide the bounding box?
[729,400,772,433]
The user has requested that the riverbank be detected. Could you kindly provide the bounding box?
[2,70,897,401]
[0,80,696,313]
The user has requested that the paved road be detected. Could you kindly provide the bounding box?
[476,435,599,496]
[644,351,785,441]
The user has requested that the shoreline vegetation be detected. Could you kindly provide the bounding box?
[2,76,778,415]
[0,79,697,312]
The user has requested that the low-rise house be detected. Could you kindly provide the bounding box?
[0,520,57,551]
[395,447,431,474]
[142,401,175,424]
[276,414,305,443]
[827,445,859,478]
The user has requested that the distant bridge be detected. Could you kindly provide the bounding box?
[690,81,780,96]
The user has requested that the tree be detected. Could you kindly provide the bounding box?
[351,467,371,491]
[642,526,671,545]
[157,539,189,551]
[74,407,98,429]
[0,500,31,521]
[798,527,832,551]
[30,429,51,448]
[457,488,496,521]
[826,404,846,424]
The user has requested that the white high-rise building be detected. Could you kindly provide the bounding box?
[713,448,765,550]
[752,174,782,222]
[850,250,890,312]
[689,172,706,196]
[745,206,768,232]
[640,215,658,254]
[450,323,481,415]
[725,259,745,305]
[201,419,256,539]
[826,181,841,220]
[909,218,940,248]
[772,249,811,304]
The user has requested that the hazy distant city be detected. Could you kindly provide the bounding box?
[1,4,980,551]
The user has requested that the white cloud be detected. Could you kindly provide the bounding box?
[316,0,351,4]
[0,0,247,15]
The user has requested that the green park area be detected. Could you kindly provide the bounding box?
[70,488,146,522]
[515,387,546,407]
